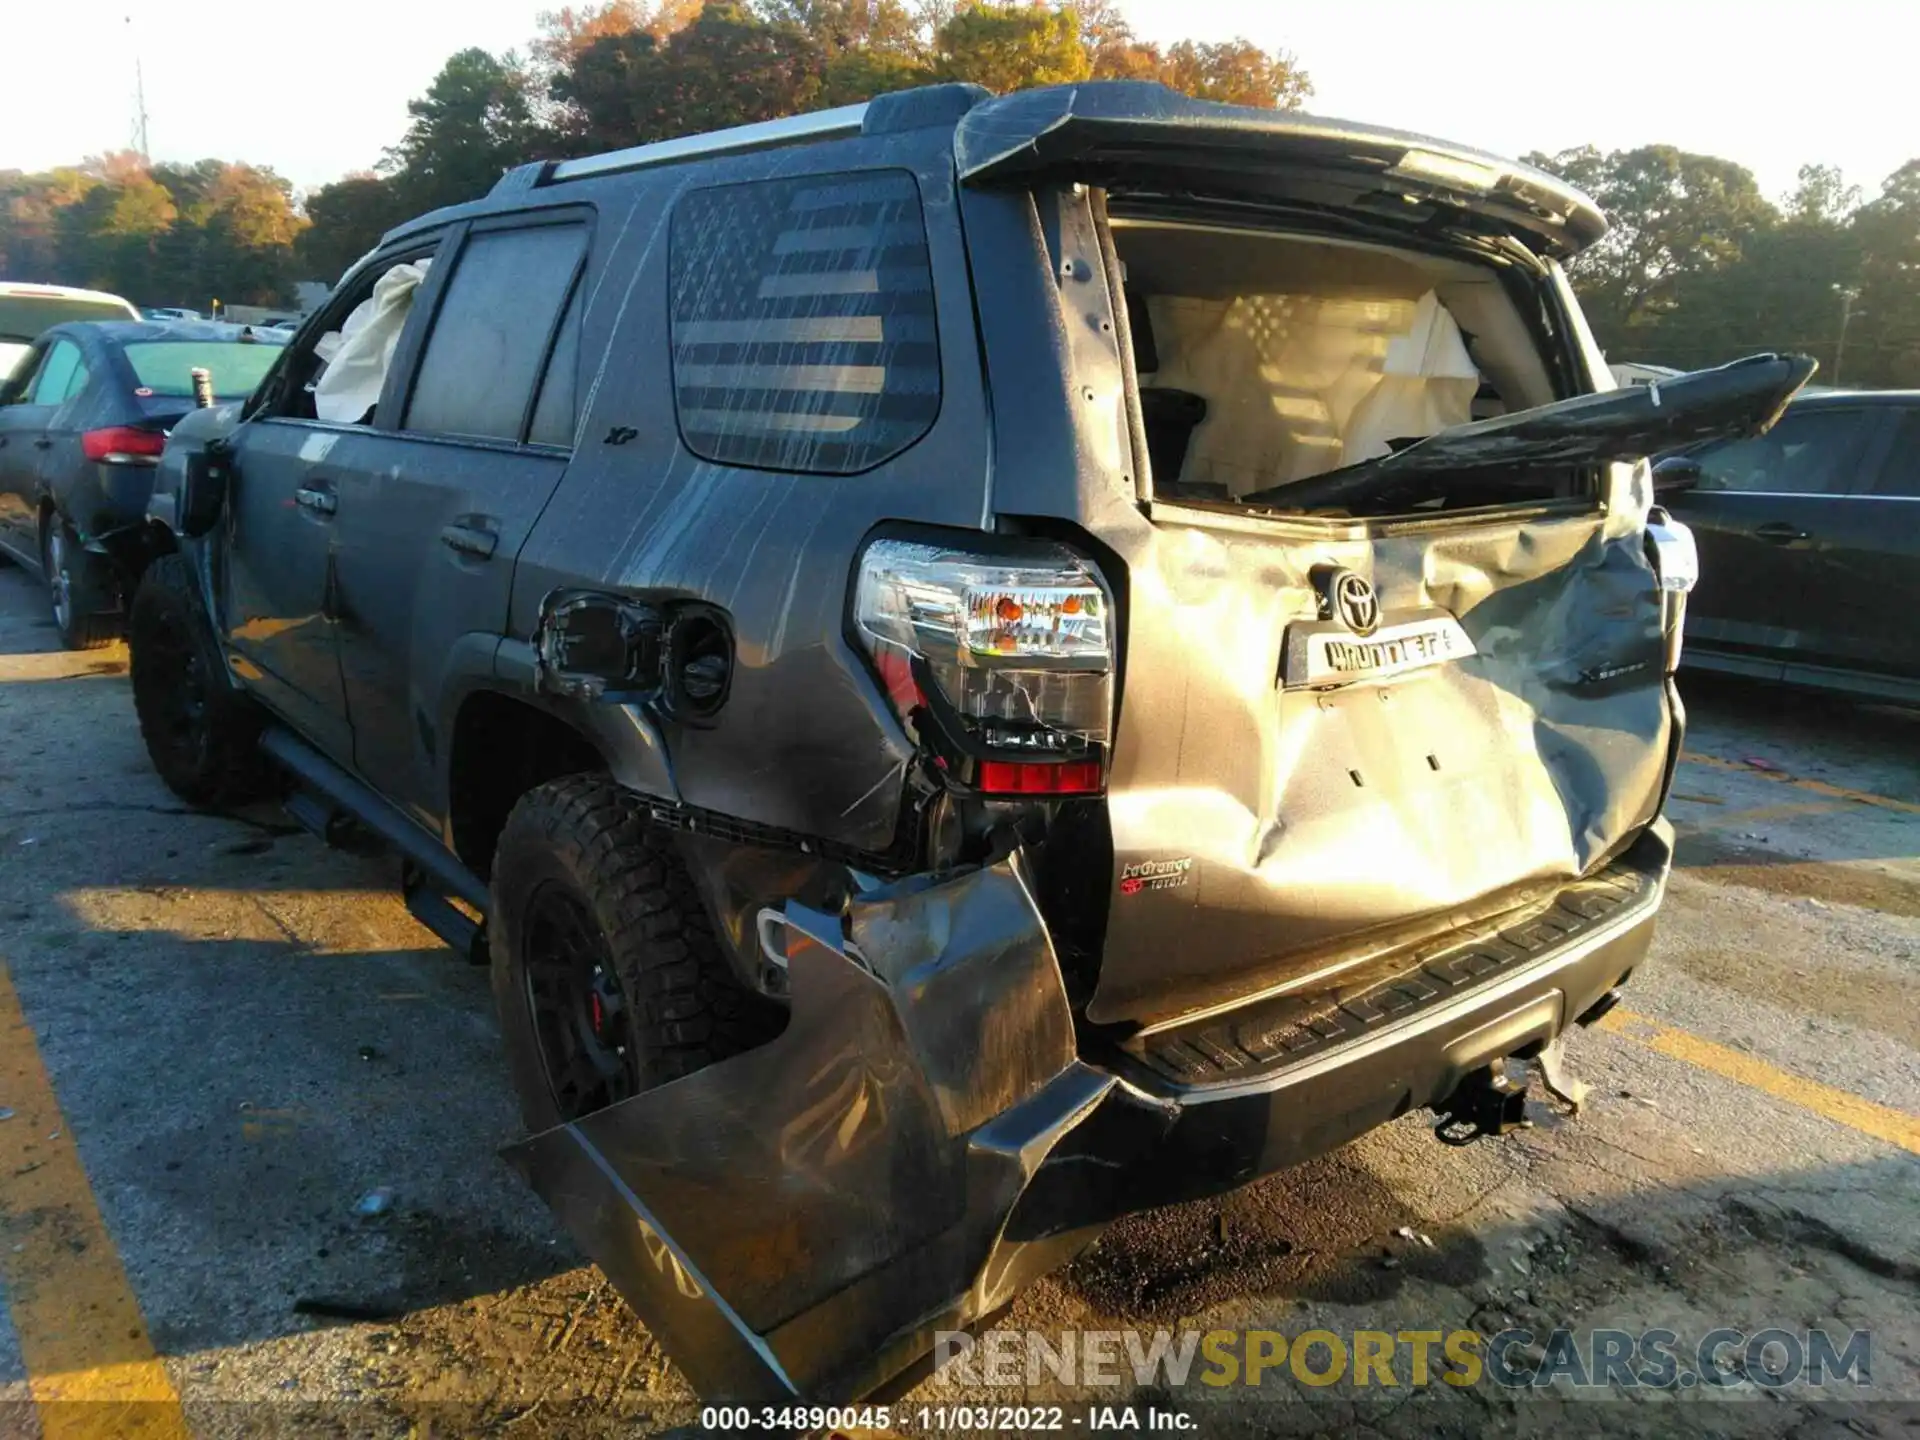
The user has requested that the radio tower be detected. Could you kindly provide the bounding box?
[128,16,150,162]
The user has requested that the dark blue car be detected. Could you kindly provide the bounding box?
[0,320,285,647]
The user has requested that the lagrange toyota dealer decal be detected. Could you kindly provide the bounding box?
[1119,857,1193,896]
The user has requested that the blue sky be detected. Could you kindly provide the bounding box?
[7,0,1912,204]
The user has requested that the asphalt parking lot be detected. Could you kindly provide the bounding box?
[0,559,1914,1439]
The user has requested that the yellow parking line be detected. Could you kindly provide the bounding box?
[0,956,191,1440]
[1598,1009,1920,1156]
[1680,753,1920,816]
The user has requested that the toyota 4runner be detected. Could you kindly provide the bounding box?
[130,81,1810,1405]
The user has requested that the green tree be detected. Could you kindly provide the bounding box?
[549,4,824,153]
[53,156,179,299]
[1786,163,1860,225]
[142,161,305,307]
[1069,1,1308,107]
[758,0,922,55]
[1150,38,1310,108]
[0,168,97,279]
[1526,144,1778,340]
[384,48,542,213]
[931,5,1090,93]
[298,174,410,284]
[535,0,702,66]
[538,0,1313,152]
[819,45,931,105]
[1845,160,1920,387]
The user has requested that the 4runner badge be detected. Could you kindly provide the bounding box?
[1119,857,1192,895]
[1283,570,1478,688]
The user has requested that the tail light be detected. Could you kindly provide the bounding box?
[82,427,166,466]
[854,539,1114,797]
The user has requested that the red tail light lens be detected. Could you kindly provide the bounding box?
[82,427,165,464]
[975,760,1105,796]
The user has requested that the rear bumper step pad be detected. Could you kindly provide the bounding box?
[1128,843,1666,1090]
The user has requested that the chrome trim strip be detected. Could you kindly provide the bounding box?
[547,105,871,183]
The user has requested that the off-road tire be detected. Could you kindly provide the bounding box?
[128,553,274,807]
[42,517,118,651]
[491,775,784,1130]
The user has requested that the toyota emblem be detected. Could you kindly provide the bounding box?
[1325,569,1380,636]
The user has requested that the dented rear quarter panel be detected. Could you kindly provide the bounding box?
[510,127,993,854]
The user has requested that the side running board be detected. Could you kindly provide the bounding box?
[258,726,490,956]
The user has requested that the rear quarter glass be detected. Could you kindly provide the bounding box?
[668,169,940,475]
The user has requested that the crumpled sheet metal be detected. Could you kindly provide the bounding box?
[505,856,1153,1403]
[1092,492,1675,1029]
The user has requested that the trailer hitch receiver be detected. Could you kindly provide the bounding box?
[1434,1056,1533,1146]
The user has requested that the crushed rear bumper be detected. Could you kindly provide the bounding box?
[506,823,1670,1404]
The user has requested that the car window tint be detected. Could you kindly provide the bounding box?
[1691,408,1873,495]
[527,283,582,448]
[669,170,939,474]
[30,340,84,405]
[1869,411,1920,497]
[125,340,283,400]
[405,225,586,442]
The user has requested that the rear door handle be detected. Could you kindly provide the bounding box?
[293,482,337,516]
[1754,522,1809,544]
[31,437,52,450]
[439,518,499,560]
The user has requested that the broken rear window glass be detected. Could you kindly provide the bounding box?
[1113,218,1576,517]
[669,170,940,475]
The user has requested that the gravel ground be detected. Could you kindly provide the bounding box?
[0,559,1913,1439]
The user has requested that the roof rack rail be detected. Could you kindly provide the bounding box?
[543,103,870,186]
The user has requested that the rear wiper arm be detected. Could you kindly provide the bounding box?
[1242,352,1817,512]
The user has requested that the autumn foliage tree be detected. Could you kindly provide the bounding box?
[0,153,304,307]
[8,0,1910,388]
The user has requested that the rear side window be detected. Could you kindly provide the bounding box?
[1691,408,1874,495]
[669,170,939,474]
[527,284,582,448]
[31,340,87,405]
[405,223,586,442]
[124,341,283,400]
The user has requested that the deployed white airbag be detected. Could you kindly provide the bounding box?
[1144,288,1480,495]
[1341,291,1482,465]
[312,260,431,423]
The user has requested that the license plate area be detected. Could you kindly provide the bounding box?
[1281,608,1476,689]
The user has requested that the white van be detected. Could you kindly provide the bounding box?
[0,283,141,380]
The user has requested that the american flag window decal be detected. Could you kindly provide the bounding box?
[669,170,941,474]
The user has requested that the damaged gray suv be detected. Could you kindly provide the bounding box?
[130,81,1809,1405]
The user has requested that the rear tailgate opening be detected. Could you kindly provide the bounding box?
[1049,194,1808,1033]
[1113,213,1588,519]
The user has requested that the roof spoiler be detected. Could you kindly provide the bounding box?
[954,83,1607,258]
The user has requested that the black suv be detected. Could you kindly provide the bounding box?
[131,82,1805,1405]
[1655,388,1920,702]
